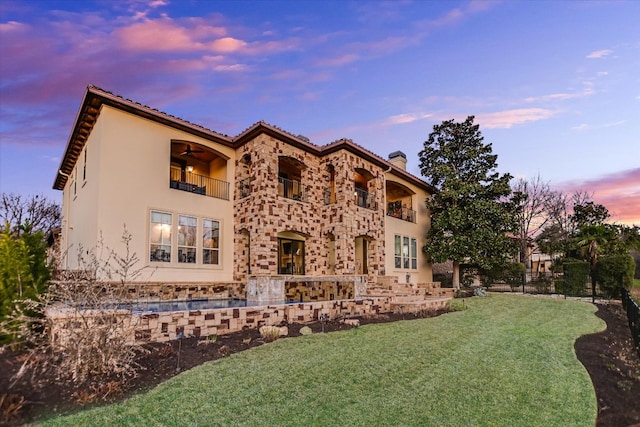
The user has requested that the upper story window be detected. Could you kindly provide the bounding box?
[82,147,87,182]
[354,168,376,210]
[386,181,416,223]
[278,156,307,202]
[169,141,230,200]
[324,164,336,205]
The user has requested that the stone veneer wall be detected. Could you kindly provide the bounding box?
[120,282,246,300]
[48,298,391,345]
[49,282,247,301]
[233,135,387,283]
[285,280,354,303]
[132,298,388,343]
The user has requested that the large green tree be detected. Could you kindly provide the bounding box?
[419,116,519,288]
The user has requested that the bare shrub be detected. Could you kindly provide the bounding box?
[259,325,281,342]
[1,228,151,387]
[0,393,25,425]
[72,381,123,405]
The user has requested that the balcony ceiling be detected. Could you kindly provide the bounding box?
[171,141,221,163]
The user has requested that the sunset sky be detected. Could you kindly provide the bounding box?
[1,0,638,225]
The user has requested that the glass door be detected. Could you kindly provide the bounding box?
[278,238,305,275]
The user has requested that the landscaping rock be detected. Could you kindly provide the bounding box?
[299,326,313,335]
[342,319,360,327]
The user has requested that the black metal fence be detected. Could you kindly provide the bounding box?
[621,287,640,359]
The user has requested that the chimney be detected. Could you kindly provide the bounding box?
[388,151,407,171]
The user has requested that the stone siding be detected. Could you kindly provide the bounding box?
[233,135,387,282]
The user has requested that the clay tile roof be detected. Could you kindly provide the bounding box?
[53,85,233,190]
[54,85,435,194]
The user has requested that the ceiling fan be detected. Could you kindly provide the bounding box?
[179,144,204,157]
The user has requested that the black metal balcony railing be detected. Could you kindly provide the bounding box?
[355,187,377,210]
[387,205,416,223]
[278,177,307,202]
[170,169,230,200]
[238,177,251,199]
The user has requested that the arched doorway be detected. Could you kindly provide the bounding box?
[277,231,306,275]
[355,236,370,275]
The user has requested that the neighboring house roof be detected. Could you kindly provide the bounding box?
[54,85,435,194]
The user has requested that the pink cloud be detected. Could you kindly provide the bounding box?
[556,168,640,226]
[475,108,556,129]
[116,18,228,52]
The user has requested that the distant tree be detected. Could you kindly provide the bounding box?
[536,190,592,260]
[570,202,640,301]
[512,174,553,274]
[419,116,519,288]
[0,193,61,236]
[571,201,610,229]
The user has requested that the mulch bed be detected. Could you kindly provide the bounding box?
[1,303,639,426]
[575,301,640,427]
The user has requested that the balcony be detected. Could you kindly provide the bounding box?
[387,204,416,223]
[170,169,229,200]
[355,187,377,210]
[278,177,307,202]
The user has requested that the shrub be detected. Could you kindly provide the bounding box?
[0,224,51,344]
[1,228,150,386]
[447,299,467,311]
[504,263,526,290]
[596,254,635,298]
[434,273,453,288]
[473,287,487,297]
[563,261,590,296]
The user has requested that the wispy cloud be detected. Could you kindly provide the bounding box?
[475,108,555,129]
[556,168,640,226]
[571,119,626,133]
[586,49,613,59]
[385,112,433,125]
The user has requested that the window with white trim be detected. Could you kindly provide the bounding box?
[178,215,197,263]
[148,211,221,266]
[150,211,172,262]
[202,219,220,265]
[395,234,417,270]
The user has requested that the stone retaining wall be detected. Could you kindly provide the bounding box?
[132,298,388,343]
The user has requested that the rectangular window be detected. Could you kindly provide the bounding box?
[178,215,197,263]
[202,219,220,265]
[395,234,418,270]
[150,211,172,262]
[411,238,417,269]
[403,236,410,269]
[83,147,87,181]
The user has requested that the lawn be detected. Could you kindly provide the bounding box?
[41,294,605,427]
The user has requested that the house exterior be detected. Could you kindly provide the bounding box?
[53,86,436,296]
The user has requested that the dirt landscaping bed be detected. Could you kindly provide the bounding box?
[1,303,639,426]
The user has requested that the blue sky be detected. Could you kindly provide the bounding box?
[1,0,638,224]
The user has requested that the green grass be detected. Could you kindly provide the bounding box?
[40,295,605,427]
[633,278,640,288]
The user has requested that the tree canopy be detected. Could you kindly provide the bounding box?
[419,116,519,288]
